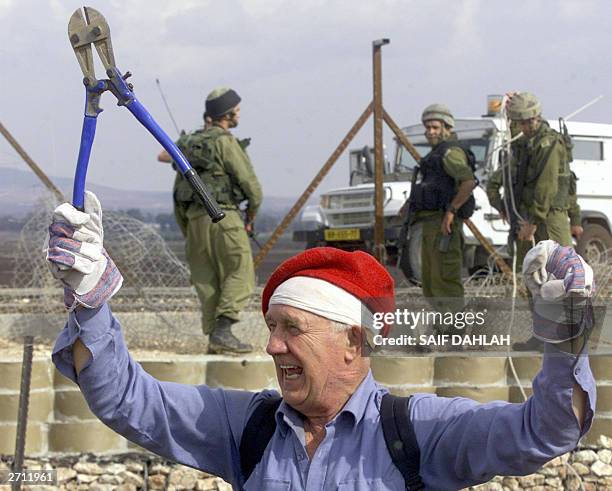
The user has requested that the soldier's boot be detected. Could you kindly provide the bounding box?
[208,316,253,354]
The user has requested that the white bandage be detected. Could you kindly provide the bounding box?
[269,276,374,330]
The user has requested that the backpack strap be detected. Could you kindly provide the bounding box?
[380,393,424,490]
[239,396,282,484]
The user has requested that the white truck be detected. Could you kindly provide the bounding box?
[292,98,612,279]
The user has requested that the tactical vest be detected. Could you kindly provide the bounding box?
[173,128,246,207]
[410,140,477,219]
[516,124,571,212]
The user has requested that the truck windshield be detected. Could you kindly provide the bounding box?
[395,119,496,173]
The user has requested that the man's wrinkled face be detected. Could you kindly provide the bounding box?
[516,116,541,138]
[265,304,351,414]
[227,105,241,128]
[424,120,449,146]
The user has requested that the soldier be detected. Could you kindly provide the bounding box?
[486,93,575,351]
[409,104,477,324]
[158,87,263,353]
[486,93,574,269]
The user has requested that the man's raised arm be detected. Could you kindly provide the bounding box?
[45,191,261,486]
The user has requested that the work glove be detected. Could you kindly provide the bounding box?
[522,240,594,344]
[44,191,123,311]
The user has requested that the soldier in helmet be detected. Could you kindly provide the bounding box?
[486,92,574,268]
[486,92,575,351]
[409,104,477,324]
[158,88,263,353]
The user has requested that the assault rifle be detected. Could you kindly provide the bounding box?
[396,166,420,283]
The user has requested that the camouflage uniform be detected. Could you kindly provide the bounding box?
[568,171,581,229]
[174,125,262,334]
[486,121,573,267]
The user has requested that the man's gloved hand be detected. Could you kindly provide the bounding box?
[44,191,123,311]
[523,240,594,344]
[523,240,593,299]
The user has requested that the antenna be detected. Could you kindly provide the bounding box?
[155,78,180,135]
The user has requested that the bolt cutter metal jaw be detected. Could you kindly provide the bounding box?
[68,6,115,81]
[68,7,117,117]
[67,6,225,222]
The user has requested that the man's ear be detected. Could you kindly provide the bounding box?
[345,325,365,361]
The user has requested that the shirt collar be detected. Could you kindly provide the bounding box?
[275,370,378,437]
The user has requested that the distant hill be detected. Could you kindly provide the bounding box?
[0,167,309,217]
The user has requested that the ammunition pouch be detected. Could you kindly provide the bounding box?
[569,171,577,196]
[551,171,571,209]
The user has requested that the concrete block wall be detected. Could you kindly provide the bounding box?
[0,359,54,455]
[1,353,611,455]
[587,357,612,445]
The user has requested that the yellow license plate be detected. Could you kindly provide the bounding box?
[324,228,361,241]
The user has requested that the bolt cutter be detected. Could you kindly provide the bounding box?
[67,6,224,222]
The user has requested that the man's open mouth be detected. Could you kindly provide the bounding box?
[280,364,303,380]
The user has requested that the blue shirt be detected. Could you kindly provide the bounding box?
[52,304,596,490]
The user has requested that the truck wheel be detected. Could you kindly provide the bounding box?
[397,222,423,285]
[466,245,492,277]
[577,223,612,265]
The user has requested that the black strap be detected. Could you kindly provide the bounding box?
[239,396,282,483]
[239,393,424,489]
[380,393,424,490]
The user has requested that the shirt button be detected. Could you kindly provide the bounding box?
[575,368,581,375]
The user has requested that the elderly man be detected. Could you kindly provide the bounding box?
[46,193,595,490]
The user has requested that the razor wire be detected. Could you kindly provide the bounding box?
[5,192,206,330]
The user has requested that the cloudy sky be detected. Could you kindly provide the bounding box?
[0,0,610,200]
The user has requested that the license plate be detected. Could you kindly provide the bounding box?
[324,228,361,241]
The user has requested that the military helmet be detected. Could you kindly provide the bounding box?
[205,87,241,119]
[507,92,541,120]
[421,103,454,128]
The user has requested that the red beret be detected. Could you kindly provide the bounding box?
[262,247,395,336]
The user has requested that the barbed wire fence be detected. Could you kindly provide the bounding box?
[4,192,219,351]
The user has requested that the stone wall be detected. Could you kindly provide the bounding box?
[0,453,231,490]
[2,439,612,490]
[470,437,612,490]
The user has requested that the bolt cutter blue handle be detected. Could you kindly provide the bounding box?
[72,79,106,210]
[72,115,97,210]
[125,97,225,222]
